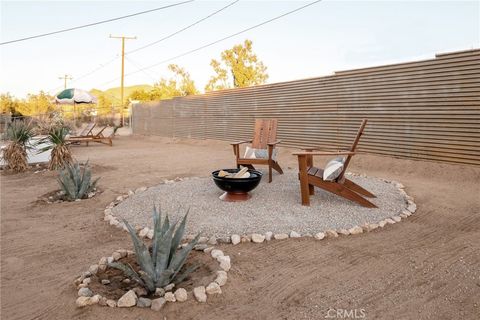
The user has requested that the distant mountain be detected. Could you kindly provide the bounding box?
[90,84,154,101]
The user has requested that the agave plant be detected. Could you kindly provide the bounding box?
[37,126,73,170]
[2,121,34,172]
[57,161,99,201]
[109,207,200,293]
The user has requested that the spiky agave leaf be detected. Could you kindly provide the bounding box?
[108,262,145,287]
[168,233,201,281]
[154,219,178,281]
[169,209,190,264]
[122,219,156,291]
[173,264,199,285]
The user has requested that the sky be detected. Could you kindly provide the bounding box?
[1,0,479,98]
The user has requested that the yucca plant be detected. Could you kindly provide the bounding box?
[57,161,99,201]
[109,207,200,293]
[37,126,73,170]
[2,121,34,172]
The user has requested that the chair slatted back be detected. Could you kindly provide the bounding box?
[337,119,368,181]
[94,125,108,137]
[251,119,278,149]
[79,123,96,136]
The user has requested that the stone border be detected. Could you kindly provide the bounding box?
[74,245,231,310]
[103,173,417,243]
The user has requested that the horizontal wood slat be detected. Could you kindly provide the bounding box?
[132,49,480,166]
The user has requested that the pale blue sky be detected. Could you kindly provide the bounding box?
[1,0,479,98]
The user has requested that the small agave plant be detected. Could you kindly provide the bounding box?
[109,207,200,294]
[57,161,99,201]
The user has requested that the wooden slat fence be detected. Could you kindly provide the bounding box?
[132,49,480,165]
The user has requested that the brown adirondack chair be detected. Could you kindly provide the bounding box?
[231,119,283,183]
[292,119,377,207]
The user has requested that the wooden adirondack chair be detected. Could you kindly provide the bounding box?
[231,119,283,183]
[292,119,377,207]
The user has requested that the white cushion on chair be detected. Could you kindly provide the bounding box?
[323,157,345,181]
[244,146,278,160]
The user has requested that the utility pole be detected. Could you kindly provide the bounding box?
[58,74,73,89]
[109,35,136,109]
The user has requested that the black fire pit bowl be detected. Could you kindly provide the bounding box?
[212,169,263,202]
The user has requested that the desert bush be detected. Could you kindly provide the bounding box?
[37,126,73,170]
[57,161,99,200]
[2,121,34,172]
[109,208,200,293]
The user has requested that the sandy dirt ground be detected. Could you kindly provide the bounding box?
[1,135,479,320]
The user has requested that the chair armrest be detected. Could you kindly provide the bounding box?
[230,140,252,146]
[267,140,282,146]
[292,151,356,156]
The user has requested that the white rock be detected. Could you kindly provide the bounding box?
[400,213,409,218]
[136,297,151,308]
[164,283,175,291]
[109,219,119,226]
[265,231,273,241]
[289,231,301,238]
[164,292,176,302]
[231,234,241,245]
[251,233,265,243]
[241,235,251,243]
[104,215,113,222]
[325,230,339,238]
[198,236,208,244]
[314,232,325,240]
[193,286,207,302]
[378,220,387,228]
[117,290,137,307]
[215,271,228,286]
[365,223,379,232]
[88,264,99,275]
[135,186,147,194]
[155,288,165,297]
[211,249,224,259]
[112,252,122,261]
[78,287,93,297]
[138,227,150,238]
[82,278,91,285]
[147,229,154,240]
[218,255,231,271]
[90,295,101,304]
[204,246,214,254]
[98,257,107,265]
[407,203,417,213]
[106,299,116,307]
[348,226,363,235]
[75,296,91,307]
[174,288,188,302]
[116,249,127,258]
[338,229,350,236]
[101,279,111,285]
[104,208,112,215]
[385,218,396,224]
[151,298,166,311]
[206,282,222,295]
[128,190,134,196]
[274,233,288,240]
[392,216,402,222]
[107,256,114,264]
[402,209,412,217]
[207,236,217,245]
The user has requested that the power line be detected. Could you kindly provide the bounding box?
[126,0,240,55]
[98,0,322,87]
[0,0,194,46]
[125,56,158,82]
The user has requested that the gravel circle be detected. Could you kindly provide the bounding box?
[112,170,407,237]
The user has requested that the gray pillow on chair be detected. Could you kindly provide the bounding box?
[323,157,345,181]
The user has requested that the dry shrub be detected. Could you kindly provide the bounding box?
[3,143,28,172]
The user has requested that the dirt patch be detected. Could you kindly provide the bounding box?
[1,136,479,320]
[88,250,217,300]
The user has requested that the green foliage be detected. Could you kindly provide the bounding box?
[6,121,34,145]
[205,39,268,92]
[37,126,73,170]
[2,91,56,116]
[109,207,200,293]
[57,161,99,200]
[127,64,199,102]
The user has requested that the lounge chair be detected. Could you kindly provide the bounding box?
[231,119,283,183]
[292,119,377,207]
[68,125,113,147]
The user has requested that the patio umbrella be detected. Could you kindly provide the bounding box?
[54,88,97,104]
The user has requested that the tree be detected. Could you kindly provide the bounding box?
[127,64,199,102]
[0,93,18,114]
[205,40,268,92]
[1,91,55,116]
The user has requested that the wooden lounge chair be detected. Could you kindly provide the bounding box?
[76,123,96,137]
[68,125,112,147]
[231,119,283,183]
[292,119,377,207]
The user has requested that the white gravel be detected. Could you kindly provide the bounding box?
[112,170,407,237]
